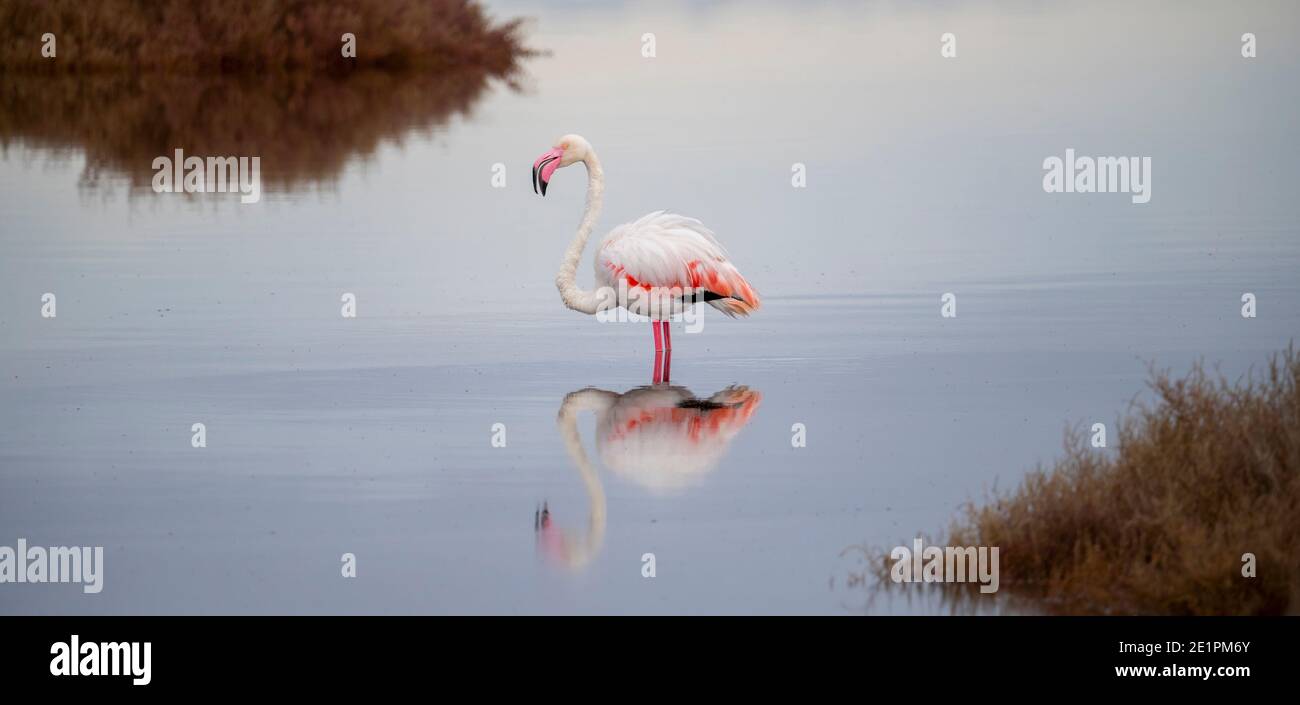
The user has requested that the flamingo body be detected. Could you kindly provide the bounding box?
[596,211,760,318]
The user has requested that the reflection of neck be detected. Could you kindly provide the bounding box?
[553,388,614,568]
[555,152,604,315]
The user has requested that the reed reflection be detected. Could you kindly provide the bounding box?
[0,67,520,192]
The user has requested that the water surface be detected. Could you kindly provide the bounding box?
[2,0,1298,614]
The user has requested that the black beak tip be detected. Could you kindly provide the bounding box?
[533,154,559,197]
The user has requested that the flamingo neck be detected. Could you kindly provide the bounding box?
[553,389,610,568]
[555,151,604,315]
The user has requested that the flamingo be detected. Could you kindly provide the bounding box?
[532,134,761,383]
[536,383,762,569]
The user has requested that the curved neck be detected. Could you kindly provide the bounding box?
[555,151,604,315]
[553,389,611,569]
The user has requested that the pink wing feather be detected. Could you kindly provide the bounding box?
[595,211,760,317]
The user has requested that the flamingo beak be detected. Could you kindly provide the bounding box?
[532,147,564,196]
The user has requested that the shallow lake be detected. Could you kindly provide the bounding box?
[1,0,1297,613]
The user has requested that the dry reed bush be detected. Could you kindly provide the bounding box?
[0,0,534,189]
[876,347,1300,615]
[0,0,529,73]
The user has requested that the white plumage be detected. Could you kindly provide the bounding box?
[595,211,760,318]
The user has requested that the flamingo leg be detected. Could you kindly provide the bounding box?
[661,320,671,351]
[662,348,671,383]
[651,322,663,384]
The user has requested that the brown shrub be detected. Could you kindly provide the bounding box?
[0,0,535,189]
[0,0,530,73]
[874,346,1300,615]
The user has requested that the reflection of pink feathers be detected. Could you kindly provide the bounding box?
[596,212,761,317]
[538,385,761,569]
[595,385,762,492]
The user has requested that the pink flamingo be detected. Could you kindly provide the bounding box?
[533,134,761,383]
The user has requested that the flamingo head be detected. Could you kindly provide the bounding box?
[532,134,591,196]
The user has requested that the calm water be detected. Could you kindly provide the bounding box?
[2,0,1298,614]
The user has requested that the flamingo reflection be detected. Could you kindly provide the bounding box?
[536,384,761,569]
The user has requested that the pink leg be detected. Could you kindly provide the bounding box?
[661,348,671,383]
[651,322,663,383]
[661,320,671,351]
